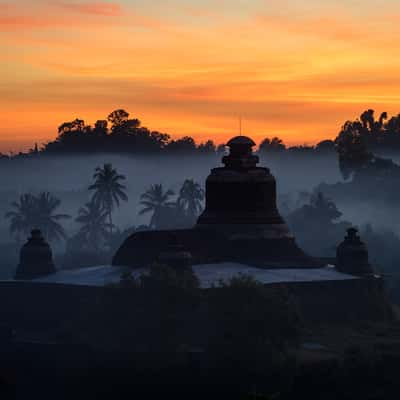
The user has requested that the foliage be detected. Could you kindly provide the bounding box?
[259,137,286,153]
[207,278,300,370]
[140,263,200,291]
[139,184,175,228]
[5,192,70,242]
[287,192,351,256]
[119,270,139,289]
[177,179,204,219]
[89,163,128,232]
[336,121,373,179]
[75,201,111,251]
[218,273,264,289]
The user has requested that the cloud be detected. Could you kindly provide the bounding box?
[0,15,63,30]
[57,1,122,17]
[254,13,366,42]
[0,2,168,32]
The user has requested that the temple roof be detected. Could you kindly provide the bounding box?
[226,136,256,147]
[26,264,359,289]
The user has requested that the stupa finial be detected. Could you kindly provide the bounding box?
[222,136,258,169]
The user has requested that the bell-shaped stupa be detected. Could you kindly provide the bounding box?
[15,229,56,280]
[336,228,373,275]
[197,136,290,238]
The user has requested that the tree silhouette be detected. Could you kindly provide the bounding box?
[35,192,71,241]
[287,192,350,256]
[310,192,342,224]
[197,140,216,154]
[177,179,204,218]
[107,109,140,136]
[336,121,373,179]
[315,140,335,153]
[75,201,111,251]
[89,164,128,234]
[139,184,175,228]
[259,137,286,153]
[5,194,37,242]
[5,192,70,242]
[166,136,197,153]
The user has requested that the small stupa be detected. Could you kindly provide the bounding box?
[336,228,373,275]
[15,229,56,280]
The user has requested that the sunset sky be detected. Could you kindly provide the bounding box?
[1,0,400,152]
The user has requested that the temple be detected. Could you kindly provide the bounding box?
[15,229,56,280]
[113,136,321,268]
[4,136,387,329]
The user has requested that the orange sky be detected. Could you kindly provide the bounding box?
[1,0,400,152]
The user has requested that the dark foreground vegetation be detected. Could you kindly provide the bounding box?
[0,266,397,399]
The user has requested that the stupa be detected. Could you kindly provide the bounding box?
[113,136,321,268]
[336,227,373,275]
[15,229,56,280]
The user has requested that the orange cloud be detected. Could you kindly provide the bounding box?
[57,1,122,17]
[0,3,169,32]
[253,11,393,43]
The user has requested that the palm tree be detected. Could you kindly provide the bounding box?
[5,192,70,242]
[139,184,175,228]
[5,193,37,242]
[35,192,71,241]
[89,163,128,233]
[75,201,111,251]
[177,179,204,218]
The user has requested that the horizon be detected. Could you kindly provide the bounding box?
[2,0,400,152]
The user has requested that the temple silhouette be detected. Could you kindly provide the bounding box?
[0,135,388,381]
[11,135,377,287]
[113,136,322,269]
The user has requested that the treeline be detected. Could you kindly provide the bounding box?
[2,108,400,159]
[0,108,333,158]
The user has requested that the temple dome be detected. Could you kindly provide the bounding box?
[226,136,256,147]
[198,135,284,229]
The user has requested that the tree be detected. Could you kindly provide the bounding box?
[197,140,216,154]
[93,120,108,137]
[35,192,71,241]
[75,201,111,251]
[315,140,335,153]
[259,137,286,153]
[107,109,129,130]
[287,192,350,256]
[336,121,373,179]
[139,184,175,228]
[89,164,128,234]
[5,192,70,242]
[107,109,140,135]
[177,179,204,219]
[5,194,37,242]
[310,192,342,224]
[166,136,197,153]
